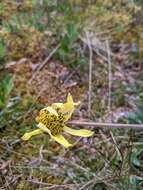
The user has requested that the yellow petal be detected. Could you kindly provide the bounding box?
[63,125,94,137]
[51,134,72,148]
[38,122,51,133]
[67,93,74,104]
[51,103,64,110]
[38,123,72,148]
[44,106,58,116]
[51,94,80,122]
[60,93,75,122]
[74,101,80,107]
[52,98,80,110]
[21,129,43,141]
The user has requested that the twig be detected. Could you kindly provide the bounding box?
[105,40,122,161]
[64,158,90,173]
[106,40,112,114]
[86,31,93,118]
[79,35,114,62]
[38,184,75,190]
[67,120,143,130]
[79,175,119,190]
[79,179,94,190]
[28,44,60,84]
[61,64,81,87]
[39,144,44,164]
[27,179,75,190]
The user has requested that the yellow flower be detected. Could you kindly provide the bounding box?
[22,93,94,148]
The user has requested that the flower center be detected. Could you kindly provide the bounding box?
[36,109,64,136]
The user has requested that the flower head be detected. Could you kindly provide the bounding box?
[22,93,94,148]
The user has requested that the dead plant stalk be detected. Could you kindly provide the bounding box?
[86,32,93,118]
[67,121,143,130]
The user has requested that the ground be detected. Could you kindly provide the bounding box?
[0,1,143,190]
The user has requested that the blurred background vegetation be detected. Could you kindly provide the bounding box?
[0,0,143,189]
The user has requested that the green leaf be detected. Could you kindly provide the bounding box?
[0,74,15,108]
[130,175,143,186]
[0,42,6,59]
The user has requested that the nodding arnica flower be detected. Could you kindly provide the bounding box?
[22,93,94,148]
